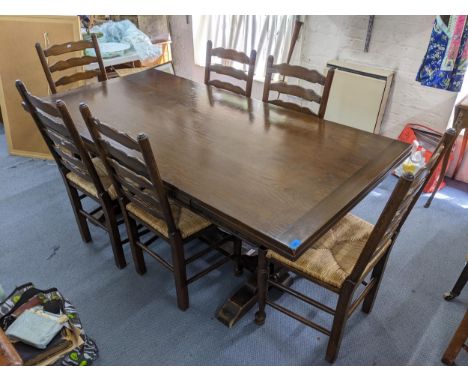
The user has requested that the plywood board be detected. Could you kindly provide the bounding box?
[0,16,81,159]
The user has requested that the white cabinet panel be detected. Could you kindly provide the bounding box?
[324,60,394,134]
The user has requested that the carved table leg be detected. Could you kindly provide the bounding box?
[216,251,293,328]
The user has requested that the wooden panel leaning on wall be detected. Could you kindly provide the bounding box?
[0,16,81,159]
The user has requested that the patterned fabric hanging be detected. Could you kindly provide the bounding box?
[416,16,468,92]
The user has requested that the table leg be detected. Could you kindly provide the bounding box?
[216,255,293,328]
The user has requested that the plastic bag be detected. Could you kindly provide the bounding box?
[395,123,454,193]
[91,20,161,61]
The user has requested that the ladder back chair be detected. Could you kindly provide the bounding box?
[80,104,242,311]
[16,80,126,269]
[35,34,107,94]
[425,108,467,208]
[204,40,257,98]
[262,55,335,118]
[254,128,457,363]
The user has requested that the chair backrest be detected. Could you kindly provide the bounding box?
[15,80,105,195]
[35,34,107,94]
[79,104,179,234]
[453,105,467,135]
[349,128,458,283]
[204,40,257,98]
[262,55,335,118]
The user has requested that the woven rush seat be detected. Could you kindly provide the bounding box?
[267,214,391,289]
[65,157,117,200]
[126,202,212,239]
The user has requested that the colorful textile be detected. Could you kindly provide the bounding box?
[416,16,468,92]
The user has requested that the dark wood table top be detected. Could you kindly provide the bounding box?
[49,70,410,260]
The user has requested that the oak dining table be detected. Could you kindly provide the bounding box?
[46,69,411,325]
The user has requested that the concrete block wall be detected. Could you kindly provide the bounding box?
[299,15,458,138]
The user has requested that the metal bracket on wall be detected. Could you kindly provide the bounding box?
[364,16,375,52]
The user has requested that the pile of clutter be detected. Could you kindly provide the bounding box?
[0,283,98,366]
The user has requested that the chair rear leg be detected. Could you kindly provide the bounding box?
[444,262,468,301]
[362,248,392,314]
[441,311,468,365]
[65,182,91,243]
[123,209,146,275]
[425,151,450,208]
[326,283,354,363]
[102,197,126,269]
[233,237,243,276]
[170,231,189,311]
[255,247,268,325]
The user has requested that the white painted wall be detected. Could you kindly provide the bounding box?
[169,15,458,138]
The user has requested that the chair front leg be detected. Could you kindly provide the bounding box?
[64,181,91,243]
[169,231,189,311]
[326,281,354,363]
[255,246,268,325]
[362,245,393,314]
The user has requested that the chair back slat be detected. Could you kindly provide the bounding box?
[269,81,322,103]
[96,121,142,152]
[34,109,72,139]
[98,139,149,177]
[263,55,335,118]
[15,80,105,196]
[55,70,102,88]
[109,161,165,219]
[109,157,153,190]
[206,80,246,97]
[35,34,107,94]
[46,129,82,158]
[268,63,326,85]
[211,47,250,64]
[49,56,99,72]
[43,40,94,57]
[349,128,457,282]
[268,99,315,115]
[25,93,62,118]
[210,64,249,81]
[204,40,257,98]
[60,152,94,183]
[80,104,180,234]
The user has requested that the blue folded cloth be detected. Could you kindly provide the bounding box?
[5,308,66,349]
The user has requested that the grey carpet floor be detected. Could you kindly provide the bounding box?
[0,125,467,366]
